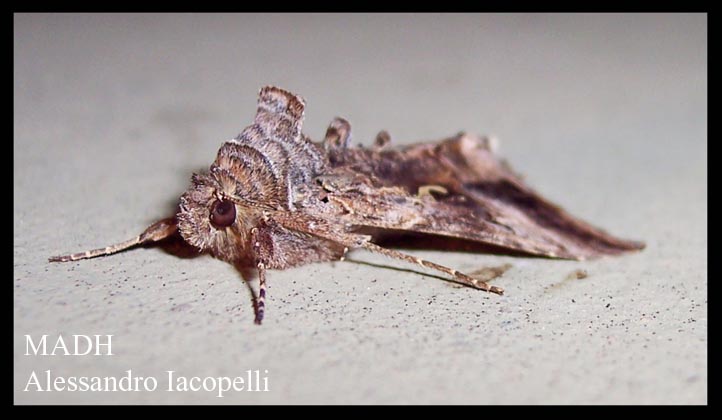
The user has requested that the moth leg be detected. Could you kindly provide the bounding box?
[49,217,178,262]
[271,213,503,294]
[250,226,272,325]
[360,242,504,295]
[254,261,267,325]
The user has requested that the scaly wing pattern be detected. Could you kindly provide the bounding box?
[321,130,644,260]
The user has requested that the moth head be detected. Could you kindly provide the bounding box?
[176,172,247,261]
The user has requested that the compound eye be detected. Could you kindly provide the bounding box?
[210,199,236,228]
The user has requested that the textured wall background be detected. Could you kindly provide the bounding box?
[15,13,706,404]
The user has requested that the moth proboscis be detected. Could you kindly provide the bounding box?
[50,86,644,324]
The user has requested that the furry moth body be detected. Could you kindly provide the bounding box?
[50,86,644,324]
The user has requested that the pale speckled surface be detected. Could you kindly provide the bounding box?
[14,13,706,404]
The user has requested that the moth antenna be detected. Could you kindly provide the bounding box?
[49,217,177,263]
[360,242,504,295]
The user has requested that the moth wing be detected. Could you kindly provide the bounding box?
[324,133,644,260]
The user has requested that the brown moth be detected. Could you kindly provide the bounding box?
[50,86,644,324]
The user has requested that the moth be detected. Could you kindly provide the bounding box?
[50,86,644,324]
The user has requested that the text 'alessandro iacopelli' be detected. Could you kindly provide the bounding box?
[22,335,269,397]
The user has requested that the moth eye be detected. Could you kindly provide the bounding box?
[210,199,236,228]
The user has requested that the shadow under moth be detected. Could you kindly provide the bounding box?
[50,86,644,324]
